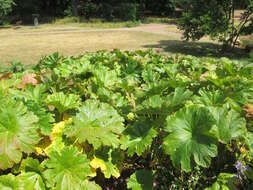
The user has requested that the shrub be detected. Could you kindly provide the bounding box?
[1,50,253,189]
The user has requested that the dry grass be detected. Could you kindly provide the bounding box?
[0,23,247,67]
[0,30,168,66]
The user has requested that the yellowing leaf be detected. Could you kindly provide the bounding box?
[51,118,72,140]
[35,147,44,155]
[51,121,65,139]
[89,168,97,178]
[90,157,107,173]
[35,119,72,156]
[44,137,65,156]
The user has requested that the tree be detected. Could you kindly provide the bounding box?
[177,0,253,48]
[72,0,78,16]
[0,0,15,24]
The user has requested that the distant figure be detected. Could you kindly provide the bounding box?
[32,14,40,27]
[34,17,39,26]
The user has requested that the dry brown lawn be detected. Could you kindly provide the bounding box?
[0,24,178,66]
[1,23,243,66]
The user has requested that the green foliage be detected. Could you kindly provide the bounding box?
[65,100,124,149]
[121,120,157,156]
[163,105,217,172]
[0,174,19,190]
[46,92,81,115]
[205,173,239,190]
[0,50,253,189]
[92,148,123,179]
[127,169,154,190]
[43,146,94,190]
[211,107,246,144]
[178,0,253,47]
[0,0,14,24]
[0,100,39,170]
[19,172,46,190]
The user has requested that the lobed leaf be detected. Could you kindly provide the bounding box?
[43,146,94,190]
[65,100,124,149]
[163,105,217,172]
[0,100,40,170]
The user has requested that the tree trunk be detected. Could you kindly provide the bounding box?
[72,0,78,17]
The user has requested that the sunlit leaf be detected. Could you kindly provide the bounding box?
[0,100,40,169]
[65,100,124,149]
[0,174,19,190]
[43,146,94,190]
[210,107,247,144]
[163,105,217,172]
[46,92,81,114]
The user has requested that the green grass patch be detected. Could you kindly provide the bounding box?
[53,17,141,28]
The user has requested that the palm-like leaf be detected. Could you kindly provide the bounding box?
[19,172,45,190]
[163,105,217,172]
[0,100,40,169]
[194,90,226,106]
[46,92,81,114]
[65,100,124,149]
[43,146,95,190]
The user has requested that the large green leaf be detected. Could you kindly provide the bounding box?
[0,100,40,169]
[46,92,81,114]
[120,121,157,156]
[163,105,217,172]
[127,170,153,190]
[0,174,19,190]
[43,146,94,190]
[93,68,119,89]
[18,172,45,190]
[210,107,247,144]
[65,100,124,149]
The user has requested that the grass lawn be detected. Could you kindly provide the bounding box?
[0,30,167,66]
[0,23,249,66]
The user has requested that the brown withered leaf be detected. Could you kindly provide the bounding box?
[0,73,12,80]
[244,104,253,119]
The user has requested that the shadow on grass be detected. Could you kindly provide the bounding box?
[0,25,12,29]
[144,40,249,59]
